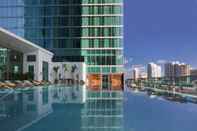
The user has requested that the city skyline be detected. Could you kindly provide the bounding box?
[124,0,197,68]
[131,60,194,71]
[130,60,192,80]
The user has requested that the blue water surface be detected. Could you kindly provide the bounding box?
[124,91,197,131]
[0,86,197,131]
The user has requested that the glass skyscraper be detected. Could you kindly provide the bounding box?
[0,0,123,90]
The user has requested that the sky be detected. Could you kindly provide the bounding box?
[124,0,197,68]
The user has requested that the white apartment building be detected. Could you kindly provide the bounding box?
[147,62,162,79]
[132,68,140,80]
[165,61,190,77]
[132,67,147,80]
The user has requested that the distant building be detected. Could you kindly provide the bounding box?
[164,63,175,80]
[132,65,147,80]
[140,72,148,79]
[190,69,197,81]
[147,63,161,79]
[191,69,197,76]
[164,61,190,82]
[132,68,140,80]
[179,64,190,76]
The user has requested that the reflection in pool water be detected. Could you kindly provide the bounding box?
[125,90,197,131]
[1,86,197,131]
[0,86,124,131]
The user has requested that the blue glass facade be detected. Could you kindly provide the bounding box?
[25,0,83,62]
[0,0,83,62]
[0,0,25,36]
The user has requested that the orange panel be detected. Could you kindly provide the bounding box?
[110,74,124,90]
[87,74,101,91]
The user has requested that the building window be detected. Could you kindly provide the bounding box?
[28,65,34,80]
[27,55,36,62]
[42,61,49,81]
[13,66,19,74]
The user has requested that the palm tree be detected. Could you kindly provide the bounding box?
[63,64,69,84]
[53,66,59,83]
[71,64,77,73]
[63,64,68,72]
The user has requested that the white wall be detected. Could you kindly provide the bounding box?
[148,63,162,78]
[23,50,86,83]
[23,50,53,81]
[23,51,39,80]
[37,50,53,82]
[52,62,86,83]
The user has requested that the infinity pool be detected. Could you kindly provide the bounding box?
[0,86,124,131]
[125,90,197,131]
[0,86,197,131]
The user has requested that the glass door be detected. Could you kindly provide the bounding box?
[42,61,49,81]
[28,65,34,80]
[102,75,111,90]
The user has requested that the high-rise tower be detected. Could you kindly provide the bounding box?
[81,0,124,90]
[0,0,124,90]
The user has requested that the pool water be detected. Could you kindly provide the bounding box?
[0,86,197,131]
[125,91,197,131]
[0,86,124,131]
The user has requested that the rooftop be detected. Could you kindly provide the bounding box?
[0,27,53,56]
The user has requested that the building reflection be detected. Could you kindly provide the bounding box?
[81,91,124,131]
[0,87,53,131]
[0,86,123,131]
[52,85,87,104]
